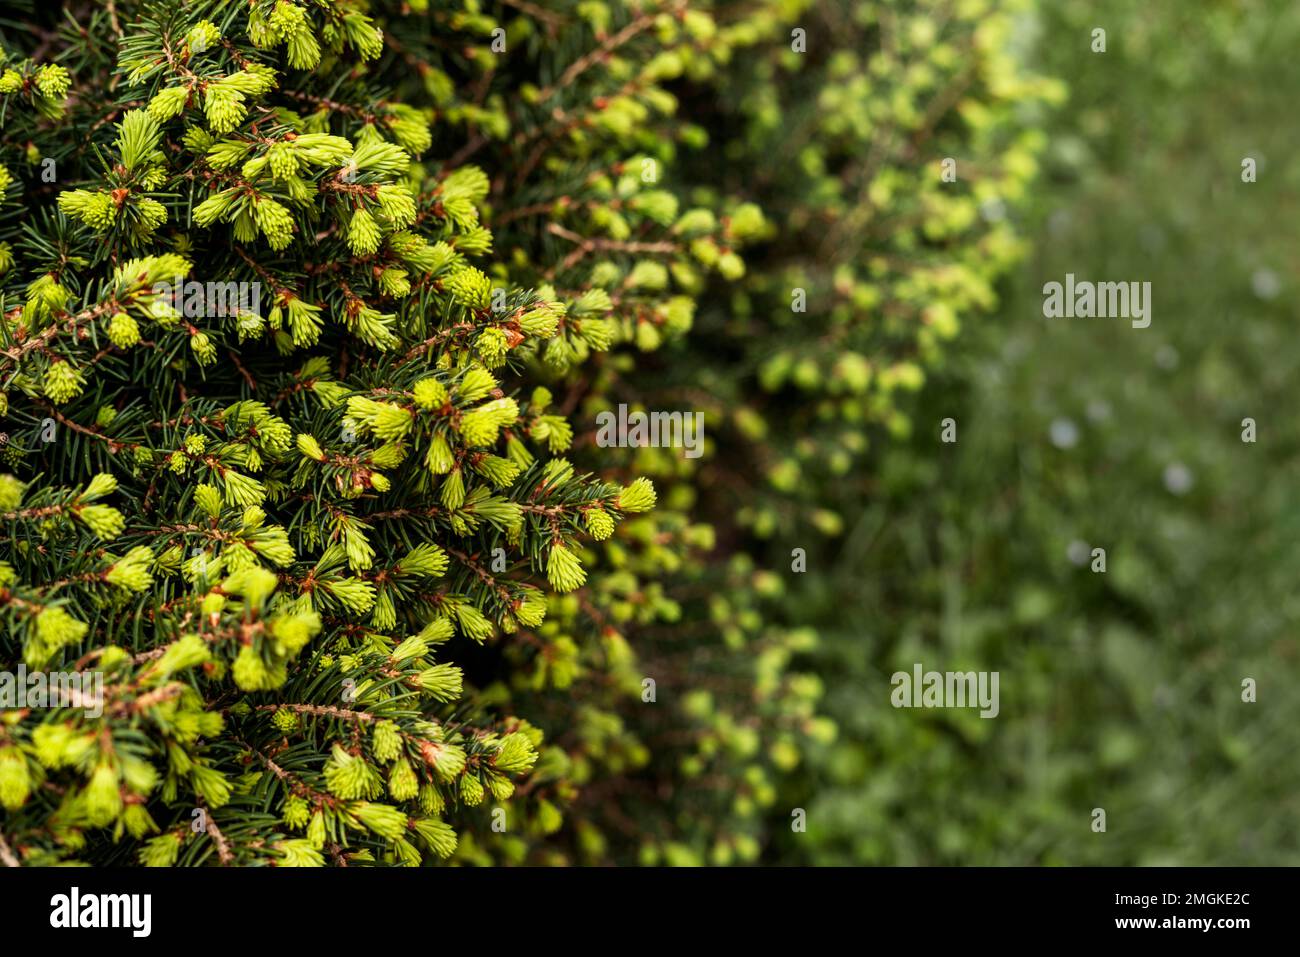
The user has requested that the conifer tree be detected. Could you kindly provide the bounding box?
[0,0,682,866]
[0,0,1045,867]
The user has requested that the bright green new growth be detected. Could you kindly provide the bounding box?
[0,0,672,866]
[0,0,1043,866]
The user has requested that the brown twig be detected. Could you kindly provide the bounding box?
[0,831,19,867]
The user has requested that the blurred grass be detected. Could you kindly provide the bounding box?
[787,0,1300,864]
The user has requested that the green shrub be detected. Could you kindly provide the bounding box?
[0,0,710,867]
[0,0,1048,867]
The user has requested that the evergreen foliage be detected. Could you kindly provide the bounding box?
[0,0,1044,866]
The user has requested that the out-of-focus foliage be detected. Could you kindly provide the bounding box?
[782,0,1300,864]
[684,0,1059,540]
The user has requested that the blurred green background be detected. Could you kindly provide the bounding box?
[783,0,1300,864]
